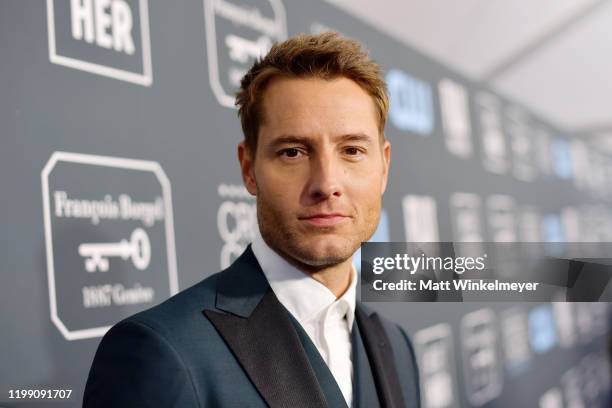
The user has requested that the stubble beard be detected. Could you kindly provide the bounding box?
[255,194,380,271]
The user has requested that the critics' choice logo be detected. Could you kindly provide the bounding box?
[204,0,287,108]
[386,69,434,135]
[46,0,152,85]
[42,152,177,341]
[217,183,256,269]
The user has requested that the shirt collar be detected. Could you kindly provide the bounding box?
[251,225,357,330]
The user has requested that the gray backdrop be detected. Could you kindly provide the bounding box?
[1,1,611,407]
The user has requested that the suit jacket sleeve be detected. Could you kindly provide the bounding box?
[83,319,199,408]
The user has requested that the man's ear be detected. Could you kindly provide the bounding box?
[237,141,257,196]
[381,138,391,195]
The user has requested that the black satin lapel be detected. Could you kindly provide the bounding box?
[356,307,406,408]
[204,289,328,408]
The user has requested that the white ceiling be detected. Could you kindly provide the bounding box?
[328,0,612,143]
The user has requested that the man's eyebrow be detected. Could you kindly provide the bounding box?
[332,133,374,143]
[268,135,311,148]
[268,133,374,148]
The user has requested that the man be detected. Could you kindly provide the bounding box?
[84,32,420,408]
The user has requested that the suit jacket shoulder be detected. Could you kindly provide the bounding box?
[83,272,224,407]
[122,270,220,337]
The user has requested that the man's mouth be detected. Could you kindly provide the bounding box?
[299,213,350,227]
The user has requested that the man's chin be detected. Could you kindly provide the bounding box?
[291,241,357,268]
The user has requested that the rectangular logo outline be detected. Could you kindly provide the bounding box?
[41,151,178,340]
[46,0,153,86]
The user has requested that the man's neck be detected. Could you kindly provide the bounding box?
[284,257,353,298]
[254,230,355,298]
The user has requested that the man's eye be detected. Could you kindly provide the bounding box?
[280,148,303,158]
[344,147,363,156]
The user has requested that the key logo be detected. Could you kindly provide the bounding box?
[41,152,177,340]
[204,0,287,108]
[78,228,151,272]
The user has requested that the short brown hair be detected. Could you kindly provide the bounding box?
[235,32,389,155]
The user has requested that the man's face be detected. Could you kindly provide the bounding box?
[238,76,391,270]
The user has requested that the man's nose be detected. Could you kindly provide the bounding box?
[306,151,343,200]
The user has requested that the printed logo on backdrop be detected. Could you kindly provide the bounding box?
[551,138,573,180]
[460,308,503,406]
[486,195,516,242]
[541,213,565,256]
[585,150,608,198]
[217,183,256,269]
[572,141,608,197]
[552,301,576,348]
[204,0,287,108]
[500,307,531,375]
[518,205,541,242]
[414,323,460,408]
[476,92,508,175]
[402,194,440,245]
[46,0,152,86]
[386,69,434,135]
[449,192,484,258]
[534,127,554,179]
[506,108,536,182]
[528,304,557,354]
[439,78,472,158]
[41,152,177,341]
[560,206,581,243]
[486,195,518,278]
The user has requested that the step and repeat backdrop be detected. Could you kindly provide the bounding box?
[1,0,611,407]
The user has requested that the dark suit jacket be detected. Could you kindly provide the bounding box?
[83,245,420,407]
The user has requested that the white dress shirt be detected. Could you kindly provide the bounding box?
[251,227,357,407]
